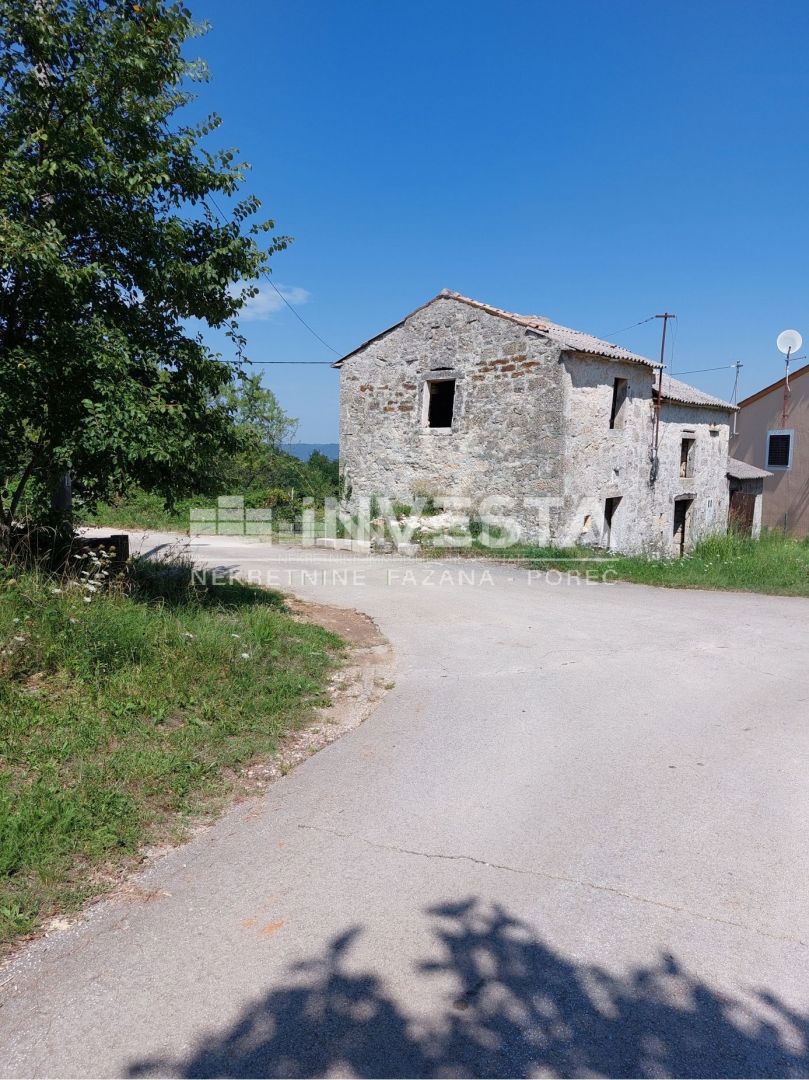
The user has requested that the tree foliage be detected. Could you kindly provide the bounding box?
[220,375,338,503]
[0,0,286,525]
[220,373,296,493]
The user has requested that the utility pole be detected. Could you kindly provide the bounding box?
[652,312,675,461]
[729,360,743,436]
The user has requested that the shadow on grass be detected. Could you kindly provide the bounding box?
[128,555,286,612]
[126,898,809,1078]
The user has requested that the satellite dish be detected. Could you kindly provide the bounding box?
[777,329,802,355]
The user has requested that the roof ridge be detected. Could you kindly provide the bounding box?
[438,290,550,332]
[335,290,660,368]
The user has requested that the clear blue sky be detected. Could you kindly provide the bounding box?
[187,0,809,442]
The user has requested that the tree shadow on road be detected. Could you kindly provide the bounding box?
[126,898,809,1078]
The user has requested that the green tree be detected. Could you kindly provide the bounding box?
[222,374,298,491]
[223,374,297,453]
[0,0,286,528]
[306,449,339,495]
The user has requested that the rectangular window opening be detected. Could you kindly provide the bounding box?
[609,378,628,429]
[426,379,456,429]
[766,430,793,470]
[680,437,695,478]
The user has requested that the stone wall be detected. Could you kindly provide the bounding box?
[560,355,731,553]
[339,296,733,554]
[339,296,565,532]
[655,401,731,554]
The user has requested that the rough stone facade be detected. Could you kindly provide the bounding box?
[560,358,731,553]
[338,294,734,555]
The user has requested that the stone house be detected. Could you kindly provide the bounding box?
[335,291,739,555]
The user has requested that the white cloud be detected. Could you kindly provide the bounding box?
[233,282,311,322]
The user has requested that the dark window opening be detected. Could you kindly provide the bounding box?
[610,378,628,429]
[603,496,621,549]
[767,432,792,470]
[426,379,456,428]
[680,437,695,477]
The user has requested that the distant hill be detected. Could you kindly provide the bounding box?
[281,442,339,461]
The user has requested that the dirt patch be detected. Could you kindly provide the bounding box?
[285,597,385,648]
[232,597,394,794]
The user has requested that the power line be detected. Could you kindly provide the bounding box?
[672,363,739,376]
[205,194,343,357]
[247,360,334,365]
[261,277,342,356]
[601,314,657,339]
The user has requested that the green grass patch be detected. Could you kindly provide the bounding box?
[86,489,332,541]
[424,531,809,597]
[87,489,204,532]
[0,558,343,946]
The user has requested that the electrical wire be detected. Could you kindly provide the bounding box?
[601,314,657,339]
[669,363,739,376]
[205,194,343,357]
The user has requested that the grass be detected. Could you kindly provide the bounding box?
[0,553,343,946]
[422,530,809,597]
[87,489,331,541]
[87,489,203,532]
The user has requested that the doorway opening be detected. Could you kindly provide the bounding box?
[673,498,693,557]
[603,496,621,550]
[729,489,755,535]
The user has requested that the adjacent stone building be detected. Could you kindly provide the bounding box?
[335,291,738,555]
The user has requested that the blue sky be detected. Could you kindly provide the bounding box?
[187,0,809,442]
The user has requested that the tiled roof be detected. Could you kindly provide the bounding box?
[333,290,659,368]
[660,375,736,411]
[333,293,736,415]
[440,291,660,367]
[727,456,772,481]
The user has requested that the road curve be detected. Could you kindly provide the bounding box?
[2,532,809,1078]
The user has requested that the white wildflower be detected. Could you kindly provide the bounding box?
[240,652,251,660]
[83,597,92,604]
[183,631,195,640]
[50,587,62,595]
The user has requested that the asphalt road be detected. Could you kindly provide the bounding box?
[2,533,809,1078]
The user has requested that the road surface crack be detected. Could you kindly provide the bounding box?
[296,823,808,950]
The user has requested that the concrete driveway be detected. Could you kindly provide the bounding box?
[2,533,809,1078]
